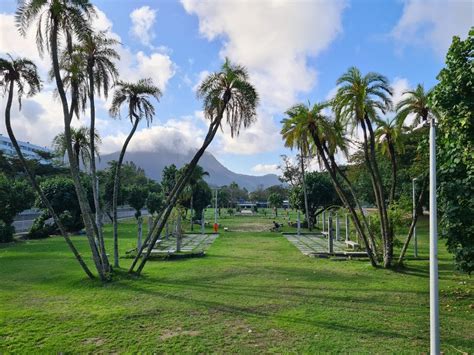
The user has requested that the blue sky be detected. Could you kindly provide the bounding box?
[0,0,472,175]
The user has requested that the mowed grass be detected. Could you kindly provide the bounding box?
[0,212,472,353]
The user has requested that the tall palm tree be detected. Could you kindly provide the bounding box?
[281,102,378,266]
[333,67,394,267]
[182,165,209,231]
[16,0,109,280]
[130,58,259,275]
[109,78,161,268]
[396,84,437,264]
[0,54,94,279]
[281,106,314,231]
[52,126,101,168]
[375,117,404,204]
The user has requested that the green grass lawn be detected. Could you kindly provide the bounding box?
[0,212,472,353]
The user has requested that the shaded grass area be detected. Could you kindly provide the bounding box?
[0,214,472,353]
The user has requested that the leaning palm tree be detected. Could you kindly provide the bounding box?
[182,165,209,231]
[16,0,110,280]
[333,67,394,267]
[281,105,315,231]
[109,78,161,268]
[375,117,404,204]
[52,126,100,168]
[130,58,259,275]
[0,54,94,279]
[282,102,378,266]
[396,84,437,264]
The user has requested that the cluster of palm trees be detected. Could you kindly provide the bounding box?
[282,68,437,268]
[1,0,258,281]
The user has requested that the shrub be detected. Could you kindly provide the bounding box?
[0,221,15,243]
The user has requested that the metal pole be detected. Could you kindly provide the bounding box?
[429,117,440,354]
[322,211,326,232]
[335,213,340,241]
[413,178,418,258]
[201,212,205,235]
[214,189,218,225]
[345,213,349,242]
[297,211,301,236]
[328,213,333,254]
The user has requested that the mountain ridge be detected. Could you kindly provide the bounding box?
[97,148,281,191]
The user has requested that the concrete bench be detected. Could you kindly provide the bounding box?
[345,240,359,249]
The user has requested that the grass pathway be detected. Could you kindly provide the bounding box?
[0,217,472,352]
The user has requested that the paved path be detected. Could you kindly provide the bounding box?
[283,234,347,255]
[150,233,219,255]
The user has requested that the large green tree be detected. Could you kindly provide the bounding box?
[131,58,259,275]
[109,78,161,268]
[431,28,474,274]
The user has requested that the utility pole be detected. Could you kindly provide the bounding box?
[429,117,440,354]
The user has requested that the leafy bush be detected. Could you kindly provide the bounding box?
[27,213,55,239]
[0,221,15,243]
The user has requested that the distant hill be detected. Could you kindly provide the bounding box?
[97,148,281,191]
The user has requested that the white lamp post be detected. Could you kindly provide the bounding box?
[429,117,440,354]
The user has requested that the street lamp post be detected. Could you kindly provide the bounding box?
[429,117,440,354]
[412,178,418,258]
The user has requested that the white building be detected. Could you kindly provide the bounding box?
[0,134,52,162]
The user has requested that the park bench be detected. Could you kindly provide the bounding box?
[345,240,359,249]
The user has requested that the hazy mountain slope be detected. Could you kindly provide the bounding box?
[97,148,281,191]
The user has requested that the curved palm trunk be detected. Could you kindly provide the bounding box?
[324,147,378,254]
[51,20,107,281]
[5,80,95,279]
[365,118,392,267]
[130,102,227,275]
[300,154,311,231]
[190,193,194,231]
[310,130,377,266]
[387,139,397,205]
[398,174,428,264]
[112,115,140,268]
[88,62,109,272]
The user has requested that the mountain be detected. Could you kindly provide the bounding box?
[97,148,281,191]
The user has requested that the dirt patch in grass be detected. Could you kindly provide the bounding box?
[159,328,201,340]
[82,337,105,346]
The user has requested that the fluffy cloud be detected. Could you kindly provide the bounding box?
[391,0,473,56]
[251,163,279,175]
[101,113,206,154]
[130,6,157,48]
[182,0,346,112]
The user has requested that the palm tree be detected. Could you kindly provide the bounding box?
[130,58,259,275]
[183,165,209,231]
[109,78,161,268]
[281,102,378,266]
[333,67,394,267]
[52,126,101,168]
[281,105,314,231]
[396,84,437,264]
[375,117,404,204]
[16,0,110,280]
[0,54,94,279]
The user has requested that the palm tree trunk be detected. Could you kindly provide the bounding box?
[310,130,377,266]
[190,193,194,231]
[398,174,428,264]
[88,62,109,272]
[5,80,95,279]
[130,104,227,275]
[388,140,397,205]
[112,115,140,268]
[300,154,311,231]
[365,118,392,267]
[50,20,107,281]
[324,147,378,254]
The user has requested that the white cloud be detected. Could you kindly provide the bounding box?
[391,0,473,56]
[130,6,157,48]
[181,0,346,112]
[101,113,206,154]
[251,163,279,175]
